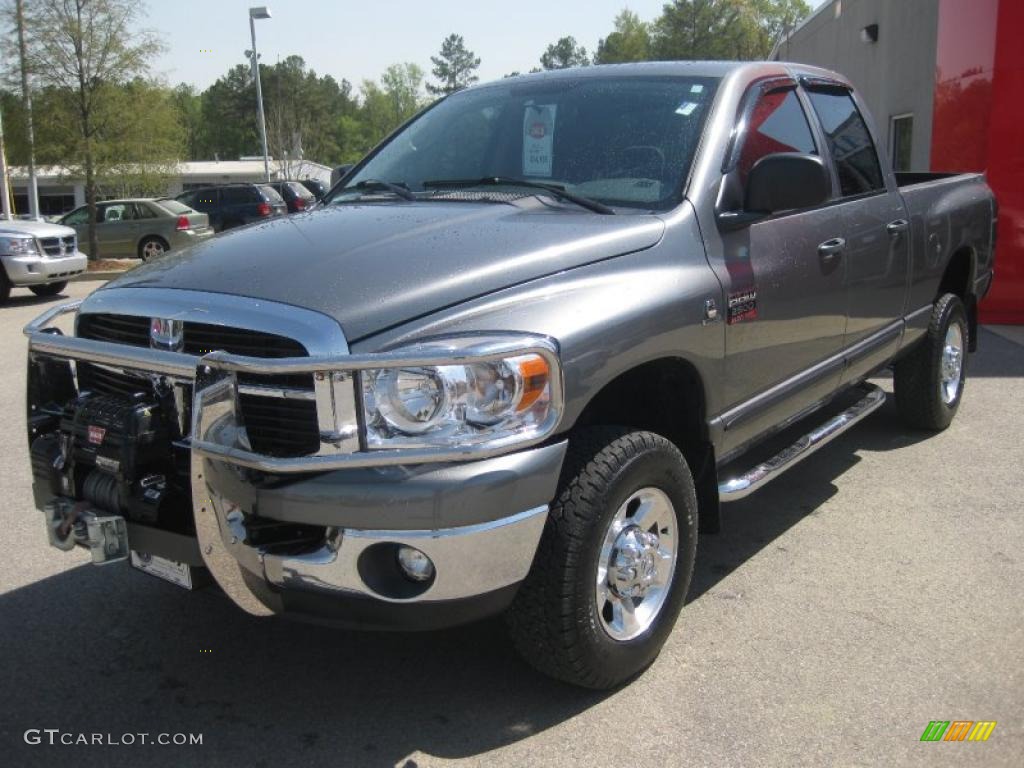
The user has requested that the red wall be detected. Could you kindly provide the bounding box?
[932,0,1024,323]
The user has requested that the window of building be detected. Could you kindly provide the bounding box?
[737,87,817,183]
[890,114,914,172]
[806,88,885,197]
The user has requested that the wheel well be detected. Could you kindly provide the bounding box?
[573,358,721,532]
[938,247,978,351]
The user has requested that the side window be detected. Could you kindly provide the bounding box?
[131,202,157,219]
[737,87,816,183]
[805,89,885,196]
[62,207,88,225]
[102,203,128,222]
[222,187,255,205]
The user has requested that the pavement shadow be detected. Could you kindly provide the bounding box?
[0,291,71,309]
[0,559,608,768]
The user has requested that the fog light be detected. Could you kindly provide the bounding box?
[396,545,434,582]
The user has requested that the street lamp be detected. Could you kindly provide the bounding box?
[246,6,272,183]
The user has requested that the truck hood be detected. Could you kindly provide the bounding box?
[0,219,75,238]
[99,201,665,341]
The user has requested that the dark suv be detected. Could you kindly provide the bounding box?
[267,180,317,213]
[176,183,287,232]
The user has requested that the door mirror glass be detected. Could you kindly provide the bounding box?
[744,153,831,214]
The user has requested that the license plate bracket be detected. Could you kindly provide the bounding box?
[130,551,194,590]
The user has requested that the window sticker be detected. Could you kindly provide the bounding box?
[523,103,557,177]
[690,84,704,93]
[675,101,698,116]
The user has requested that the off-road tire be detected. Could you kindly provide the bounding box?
[893,293,968,430]
[28,281,68,297]
[507,427,698,689]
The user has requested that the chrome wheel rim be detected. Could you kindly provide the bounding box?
[142,240,165,260]
[596,487,677,641]
[940,324,964,404]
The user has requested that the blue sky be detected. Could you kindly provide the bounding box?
[147,0,827,93]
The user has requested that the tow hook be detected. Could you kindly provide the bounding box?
[43,498,130,565]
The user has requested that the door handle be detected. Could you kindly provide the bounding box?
[887,219,909,235]
[818,237,847,257]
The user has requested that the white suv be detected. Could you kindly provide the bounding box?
[1,219,87,302]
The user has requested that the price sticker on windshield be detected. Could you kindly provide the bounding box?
[523,103,557,177]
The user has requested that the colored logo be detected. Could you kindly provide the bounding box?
[920,721,997,742]
[87,425,106,445]
[529,122,547,139]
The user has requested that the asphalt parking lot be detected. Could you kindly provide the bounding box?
[1,281,1021,768]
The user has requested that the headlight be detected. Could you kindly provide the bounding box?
[1,236,39,256]
[361,340,560,451]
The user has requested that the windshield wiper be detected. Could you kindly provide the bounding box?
[343,179,416,201]
[423,177,615,215]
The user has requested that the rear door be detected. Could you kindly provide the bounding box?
[714,78,850,454]
[186,189,222,231]
[803,83,911,383]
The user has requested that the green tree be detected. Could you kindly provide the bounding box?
[12,0,172,259]
[651,0,809,61]
[170,83,204,161]
[595,10,653,64]
[198,64,258,162]
[359,63,425,153]
[427,34,481,96]
[540,36,590,70]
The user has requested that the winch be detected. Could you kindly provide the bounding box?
[29,391,181,536]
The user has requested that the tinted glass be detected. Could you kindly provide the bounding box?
[891,115,913,172]
[259,185,285,204]
[158,199,193,214]
[131,202,157,219]
[737,87,816,182]
[61,207,88,225]
[806,89,884,196]
[222,186,257,204]
[337,76,720,210]
[289,182,315,200]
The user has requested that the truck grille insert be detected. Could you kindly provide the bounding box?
[76,313,320,457]
[39,235,76,256]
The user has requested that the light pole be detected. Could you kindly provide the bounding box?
[246,6,272,183]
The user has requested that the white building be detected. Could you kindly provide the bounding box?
[6,158,334,217]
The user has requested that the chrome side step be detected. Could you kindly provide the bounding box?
[718,385,887,502]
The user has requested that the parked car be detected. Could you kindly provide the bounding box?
[267,180,317,213]
[23,62,995,689]
[175,183,287,232]
[297,178,328,201]
[59,198,213,261]
[1,219,86,302]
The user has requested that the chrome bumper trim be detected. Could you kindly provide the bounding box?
[718,385,886,501]
[263,506,549,603]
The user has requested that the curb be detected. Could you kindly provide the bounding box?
[72,271,127,282]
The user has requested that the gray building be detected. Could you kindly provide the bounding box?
[774,0,939,172]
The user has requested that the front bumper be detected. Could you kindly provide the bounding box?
[25,300,566,628]
[3,252,87,285]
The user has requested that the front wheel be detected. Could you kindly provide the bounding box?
[507,428,697,689]
[894,293,968,430]
[29,281,67,297]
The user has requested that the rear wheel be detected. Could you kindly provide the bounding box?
[894,293,968,430]
[507,427,698,689]
[138,236,168,261]
[29,281,67,297]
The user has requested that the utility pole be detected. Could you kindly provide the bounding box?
[15,0,39,219]
[247,7,272,183]
[0,106,11,220]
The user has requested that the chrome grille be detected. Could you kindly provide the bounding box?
[76,313,319,457]
[39,235,76,256]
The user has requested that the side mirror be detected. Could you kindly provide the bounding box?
[744,153,831,215]
[331,164,355,186]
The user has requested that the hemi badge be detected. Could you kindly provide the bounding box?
[88,425,106,445]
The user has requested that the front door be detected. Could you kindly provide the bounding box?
[713,82,848,455]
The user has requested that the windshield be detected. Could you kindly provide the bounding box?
[332,75,719,211]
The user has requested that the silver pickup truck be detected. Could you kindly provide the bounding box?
[23,62,995,689]
[2,218,87,302]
